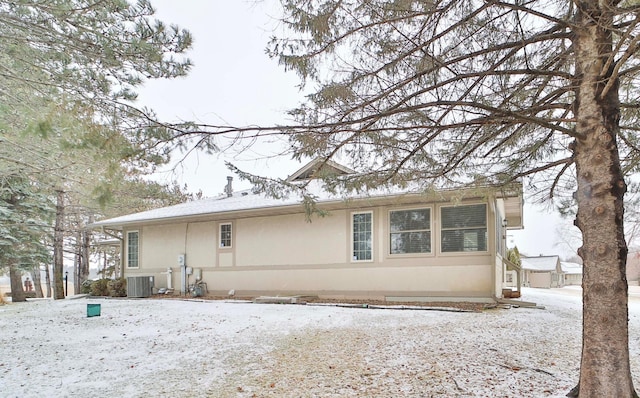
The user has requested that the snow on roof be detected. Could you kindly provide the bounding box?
[521,255,560,272]
[91,179,407,229]
[91,188,305,229]
[560,262,583,274]
[91,159,523,230]
[286,158,355,182]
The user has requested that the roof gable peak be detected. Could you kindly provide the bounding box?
[286,158,355,182]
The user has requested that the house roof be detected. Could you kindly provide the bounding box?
[560,262,583,275]
[93,238,121,247]
[91,187,303,230]
[286,158,355,182]
[521,255,560,272]
[91,160,524,231]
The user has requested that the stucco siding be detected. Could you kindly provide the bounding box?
[120,198,503,301]
[235,212,347,266]
[565,274,582,286]
[136,222,217,270]
[201,263,493,298]
[495,254,503,297]
[139,224,187,270]
[185,222,217,268]
[528,272,551,288]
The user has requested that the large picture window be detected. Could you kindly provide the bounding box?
[352,212,372,261]
[220,223,232,248]
[441,204,487,252]
[390,208,431,254]
[126,231,139,268]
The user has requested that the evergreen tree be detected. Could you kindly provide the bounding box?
[186,1,640,396]
[0,174,53,302]
[0,0,195,298]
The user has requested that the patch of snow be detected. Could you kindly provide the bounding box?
[1,288,639,397]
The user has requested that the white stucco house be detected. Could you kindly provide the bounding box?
[521,255,563,288]
[560,261,583,286]
[91,159,524,303]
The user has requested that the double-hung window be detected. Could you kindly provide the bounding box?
[390,208,431,254]
[441,204,487,252]
[220,223,232,248]
[126,231,139,268]
[352,212,372,261]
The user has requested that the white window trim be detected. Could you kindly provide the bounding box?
[126,230,140,269]
[388,206,433,257]
[438,203,489,254]
[351,211,374,263]
[219,222,232,249]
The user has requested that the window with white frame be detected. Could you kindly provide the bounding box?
[390,208,431,254]
[441,204,487,252]
[220,223,232,248]
[126,231,139,268]
[352,212,372,261]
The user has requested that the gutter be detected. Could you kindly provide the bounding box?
[89,183,523,230]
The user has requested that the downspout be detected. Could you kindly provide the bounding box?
[181,222,190,295]
[489,197,498,301]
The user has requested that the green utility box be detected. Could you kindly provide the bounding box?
[87,303,101,317]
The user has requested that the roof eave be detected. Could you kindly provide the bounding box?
[90,183,523,230]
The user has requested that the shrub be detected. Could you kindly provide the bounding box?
[81,280,93,294]
[90,279,110,297]
[108,278,127,297]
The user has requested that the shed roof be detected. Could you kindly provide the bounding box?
[560,262,583,275]
[521,255,561,272]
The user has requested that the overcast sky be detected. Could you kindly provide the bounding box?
[135,1,578,259]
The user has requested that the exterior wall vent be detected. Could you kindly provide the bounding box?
[127,276,154,298]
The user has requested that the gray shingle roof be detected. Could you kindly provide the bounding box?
[91,180,402,229]
[90,161,523,230]
[91,188,309,228]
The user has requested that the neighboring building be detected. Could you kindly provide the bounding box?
[503,269,519,288]
[627,252,640,285]
[91,159,523,303]
[561,261,583,286]
[521,255,563,288]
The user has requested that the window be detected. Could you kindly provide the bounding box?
[220,223,232,248]
[352,212,372,261]
[126,231,139,268]
[390,208,431,254]
[441,204,487,252]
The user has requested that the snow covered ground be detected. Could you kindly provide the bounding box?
[1,287,640,397]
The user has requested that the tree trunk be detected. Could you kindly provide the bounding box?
[53,190,65,300]
[44,263,52,298]
[31,264,44,298]
[73,231,79,294]
[8,260,26,302]
[80,227,91,289]
[571,2,637,396]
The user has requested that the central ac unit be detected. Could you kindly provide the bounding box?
[127,276,154,298]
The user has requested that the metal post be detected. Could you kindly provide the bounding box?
[64,271,68,297]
